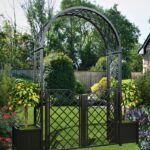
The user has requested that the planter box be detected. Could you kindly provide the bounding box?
[12,125,41,150]
[109,121,138,144]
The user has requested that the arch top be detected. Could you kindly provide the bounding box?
[42,6,121,52]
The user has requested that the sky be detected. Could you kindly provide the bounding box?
[0,0,149,44]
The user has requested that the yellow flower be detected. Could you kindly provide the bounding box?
[18,100,22,104]
[8,102,11,105]
[9,107,12,111]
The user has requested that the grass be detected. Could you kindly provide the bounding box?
[16,107,139,150]
[82,143,139,150]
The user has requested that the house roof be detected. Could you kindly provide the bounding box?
[139,33,150,55]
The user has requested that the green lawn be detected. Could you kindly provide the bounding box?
[17,107,139,150]
[82,143,139,150]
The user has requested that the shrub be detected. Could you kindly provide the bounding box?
[122,79,142,119]
[44,52,76,90]
[91,77,117,99]
[74,80,85,94]
[90,57,106,72]
[91,78,142,111]
[122,79,142,108]
[0,64,15,108]
[135,70,150,106]
[0,109,16,150]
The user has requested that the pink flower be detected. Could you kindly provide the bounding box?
[11,112,16,116]
[3,142,8,148]
[3,115,9,119]
[5,137,11,142]
[0,136,2,141]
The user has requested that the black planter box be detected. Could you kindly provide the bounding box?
[109,121,138,144]
[12,125,41,150]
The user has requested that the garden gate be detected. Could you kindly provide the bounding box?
[34,7,122,150]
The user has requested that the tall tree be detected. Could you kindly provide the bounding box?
[104,4,140,60]
[0,20,33,69]
[22,0,54,45]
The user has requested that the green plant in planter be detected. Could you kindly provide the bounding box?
[8,79,39,128]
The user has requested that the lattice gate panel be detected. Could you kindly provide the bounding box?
[45,89,80,150]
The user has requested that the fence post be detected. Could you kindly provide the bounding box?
[80,94,88,148]
[45,92,50,150]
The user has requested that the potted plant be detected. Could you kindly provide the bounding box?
[9,79,41,150]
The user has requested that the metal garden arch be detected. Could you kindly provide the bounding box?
[34,6,122,150]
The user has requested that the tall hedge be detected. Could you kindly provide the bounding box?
[44,52,75,90]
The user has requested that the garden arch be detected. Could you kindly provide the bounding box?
[34,6,122,150]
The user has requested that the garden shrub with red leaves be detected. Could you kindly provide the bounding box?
[0,109,16,150]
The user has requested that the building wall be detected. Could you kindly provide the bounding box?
[143,42,150,73]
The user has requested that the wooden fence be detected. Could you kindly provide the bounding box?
[74,71,106,91]
[11,70,106,91]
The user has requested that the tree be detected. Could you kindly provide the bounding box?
[22,0,54,45]
[0,20,33,69]
[104,4,140,60]
[90,57,106,72]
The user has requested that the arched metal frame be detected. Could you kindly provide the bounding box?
[38,6,122,96]
[34,6,122,149]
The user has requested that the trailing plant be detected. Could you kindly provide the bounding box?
[8,79,39,127]
[0,109,16,150]
[127,106,150,150]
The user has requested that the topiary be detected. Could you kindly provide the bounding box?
[135,70,150,106]
[44,52,76,90]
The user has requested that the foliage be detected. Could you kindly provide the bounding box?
[8,79,39,127]
[135,70,150,106]
[110,59,131,79]
[90,57,106,72]
[105,4,140,60]
[129,44,142,72]
[58,1,140,70]
[122,79,142,119]
[22,0,53,47]
[0,20,33,69]
[0,110,16,150]
[74,80,85,94]
[91,78,142,110]
[0,65,15,108]
[127,106,150,150]
[44,52,76,90]
[91,77,117,99]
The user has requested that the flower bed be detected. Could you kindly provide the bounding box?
[127,106,150,150]
[0,110,16,150]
